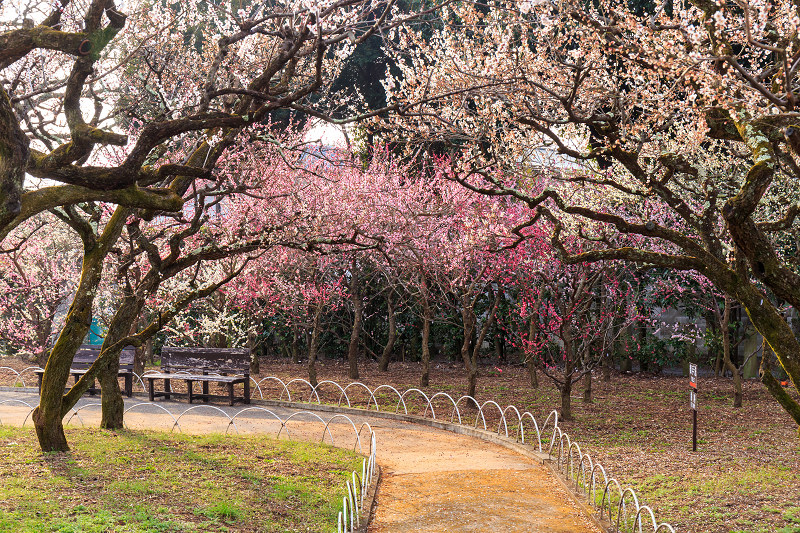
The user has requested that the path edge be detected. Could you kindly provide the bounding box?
[357,464,381,533]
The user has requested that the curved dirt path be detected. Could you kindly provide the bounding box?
[363,420,600,533]
[0,390,600,533]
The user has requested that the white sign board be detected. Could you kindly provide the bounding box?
[689,363,698,389]
[690,389,697,410]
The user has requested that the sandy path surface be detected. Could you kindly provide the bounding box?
[0,390,600,533]
[362,422,600,532]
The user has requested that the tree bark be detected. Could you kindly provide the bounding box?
[0,86,27,232]
[91,285,143,429]
[582,371,592,403]
[32,208,128,451]
[560,377,573,421]
[379,295,397,372]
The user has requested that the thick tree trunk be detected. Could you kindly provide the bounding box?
[209,331,228,349]
[467,367,478,399]
[527,358,539,388]
[307,303,324,387]
[0,86,27,233]
[560,378,573,421]
[379,296,397,372]
[32,406,69,452]
[94,292,143,429]
[32,296,91,452]
[98,367,124,429]
[726,283,800,427]
[559,329,576,421]
[582,371,592,403]
[33,209,128,452]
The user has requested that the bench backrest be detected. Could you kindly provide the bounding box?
[160,347,250,375]
[73,344,135,370]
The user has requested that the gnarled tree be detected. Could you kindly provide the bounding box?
[386,0,800,435]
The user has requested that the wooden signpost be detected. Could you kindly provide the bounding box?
[689,363,698,452]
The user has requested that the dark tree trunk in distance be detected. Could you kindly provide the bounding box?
[379,296,397,372]
[348,270,363,380]
[420,284,432,387]
[307,303,324,387]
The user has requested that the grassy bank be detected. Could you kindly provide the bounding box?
[0,426,360,532]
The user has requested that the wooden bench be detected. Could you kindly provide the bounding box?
[146,347,251,406]
[35,344,135,397]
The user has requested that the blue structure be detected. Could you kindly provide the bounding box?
[87,318,104,345]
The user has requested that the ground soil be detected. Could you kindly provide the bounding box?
[4,356,800,532]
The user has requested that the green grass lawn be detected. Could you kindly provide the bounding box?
[0,426,360,532]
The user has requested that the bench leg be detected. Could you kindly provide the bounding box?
[202,380,209,403]
[148,378,155,402]
[164,378,171,400]
[228,382,234,406]
[244,378,250,405]
[187,380,194,404]
[124,374,132,397]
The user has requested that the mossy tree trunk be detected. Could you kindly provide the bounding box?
[32,208,128,452]
[0,86,27,231]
